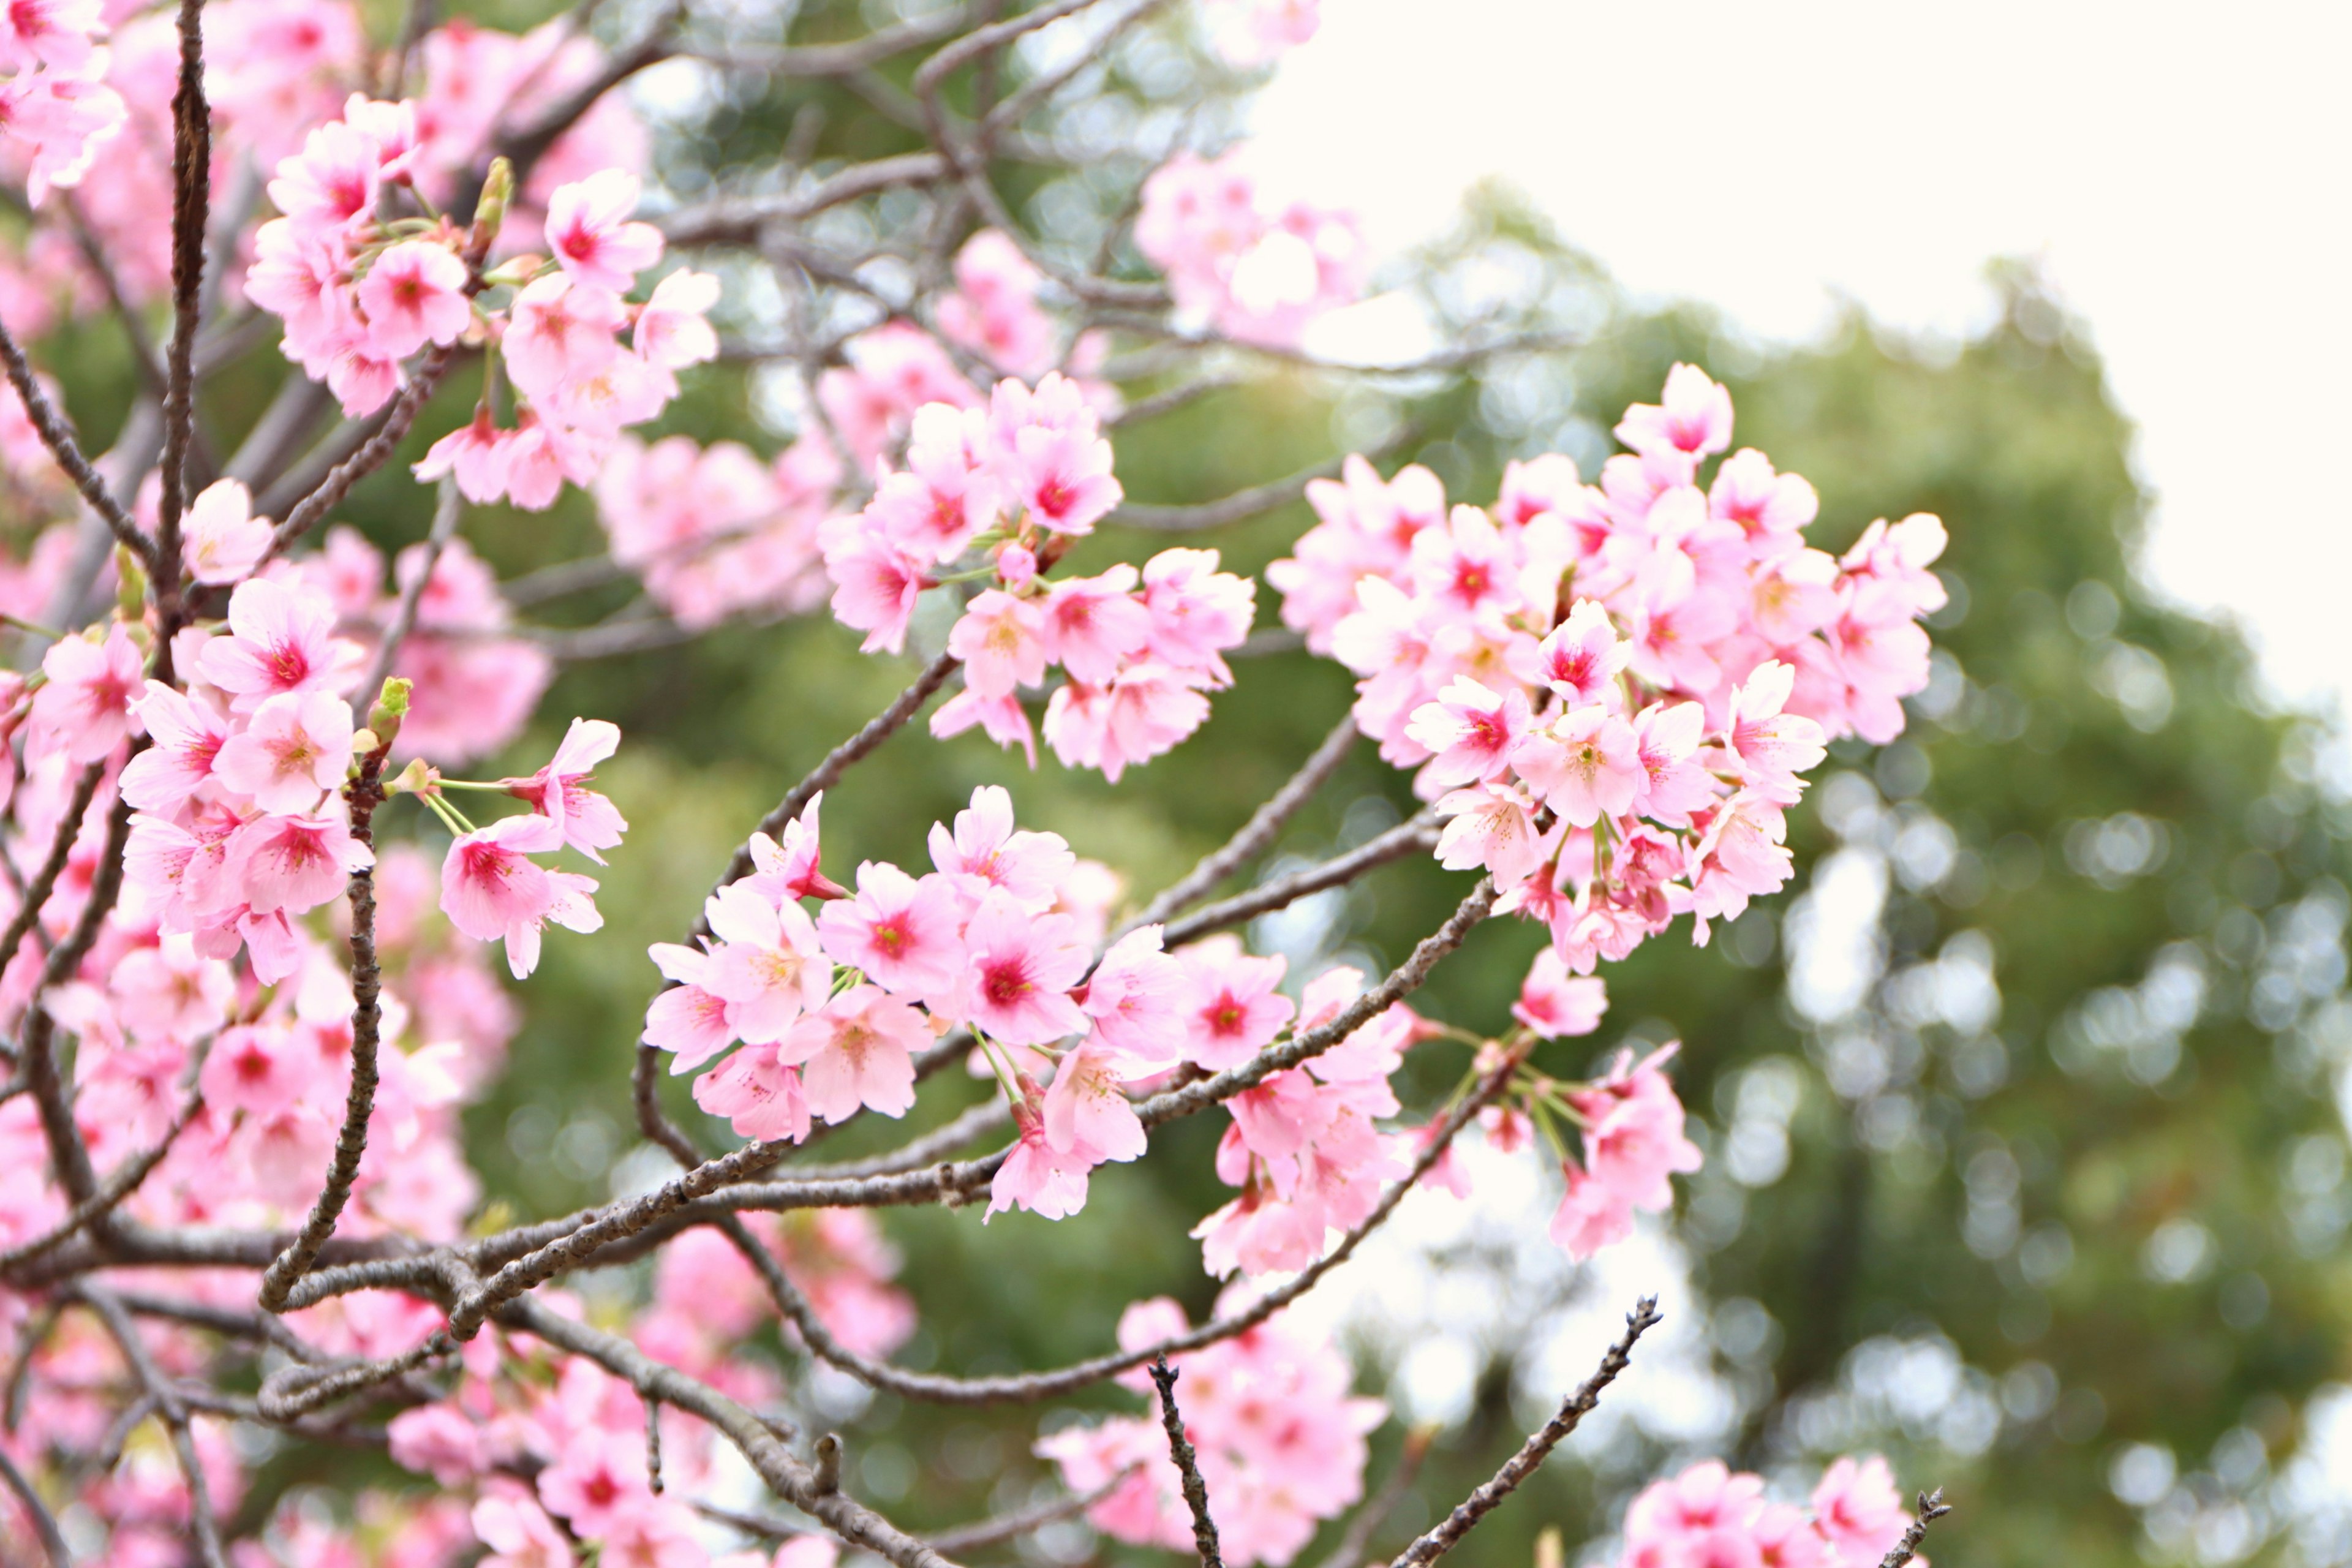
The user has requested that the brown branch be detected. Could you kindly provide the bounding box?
[925,1469,1138,1555]
[355,477,460,717]
[0,314,151,562]
[707,1048,1515,1405]
[75,1285,228,1568]
[20,789,136,1207]
[1876,1490,1952,1568]
[660,154,954,247]
[1385,1297,1662,1568]
[0,1442,70,1567]
[154,0,215,609]
[1149,1357,1223,1568]
[0,1089,200,1273]
[690,6,972,78]
[255,725,394,1311]
[497,1294,967,1568]
[1313,1428,1433,1568]
[1159,812,1439,949]
[263,347,458,561]
[1121,715,1358,936]
[692,648,962,943]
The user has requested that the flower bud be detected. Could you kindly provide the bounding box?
[114,544,148,621]
[367,676,412,752]
[472,156,514,249]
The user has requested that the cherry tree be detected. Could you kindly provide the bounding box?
[0,0,1960,1565]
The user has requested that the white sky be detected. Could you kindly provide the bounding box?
[1247,0,2352,718]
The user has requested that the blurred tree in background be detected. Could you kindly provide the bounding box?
[43,0,2352,1559]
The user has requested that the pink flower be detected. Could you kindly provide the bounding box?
[1512,948,1607,1038]
[28,621,142,762]
[1041,663,1213,783]
[1404,676,1531,788]
[357,239,472,359]
[819,515,929,655]
[1572,1044,1703,1210]
[1616,363,1733,464]
[473,1489,571,1568]
[986,373,1122,535]
[1178,938,1292,1070]
[501,272,625,401]
[1548,1158,1634,1259]
[703,883,830,1044]
[1536,599,1630,708]
[0,0,102,75]
[500,717,628,862]
[440,813,602,979]
[213,690,355,812]
[544,170,663,292]
[183,478,274,586]
[414,405,515,503]
[1509,705,1640,827]
[1079,925,1188,1068]
[1,69,127,205]
[947,590,1049,698]
[776,984,926,1123]
[1043,1042,1147,1164]
[1811,1457,1909,1566]
[537,1425,650,1536]
[815,861,962,1000]
[745,792,845,903]
[1038,566,1152,684]
[1727,660,1827,797]
[644,942,736,1071]
[927,785,1074,910]
[634,268,720,369]
[1433,783,1544,888]
[930,687,1038,766]
[228,810,374,914]
[1140,546,1256,679]
[197,577,360,713]
[1410,505,1521,619]
[956,888,1088,1046]
[987,1112,1093,1220]
[692,1045,810,1144]
[1630,700,1716,824]
[199,1024,315,1115]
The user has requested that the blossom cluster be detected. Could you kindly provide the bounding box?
[0,0,126,205]
[1137,148,1367,347]
[1617,1457,1916,1568]
[1272,365,1946,966]
[823,372,1257,777]
[594,433,841,630]
[1038,1292,1384,1568]
[249,91,715,507]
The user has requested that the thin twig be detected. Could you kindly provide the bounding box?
[355,476,461,717]
[75,1285,229,1568]
[1148,1357,1223,1568]
[154,0,216,608]
[691,649,962,945]
[0,1090,200,1273]
[1385,1297,1663,1568]
[924,1469,1139,1555]
[1159,812,1439,949]
[0,314,150,561]
[255,727,394,1311]
[0,1442,70,1567]
[264,347,458,561]
[1121,715,1358,936]
[1875,1490,1953,1568]
[1314,1428,1433,1568]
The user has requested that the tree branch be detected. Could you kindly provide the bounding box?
[1386,1297,1662,1568]
[1150,1356,1223,1568]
